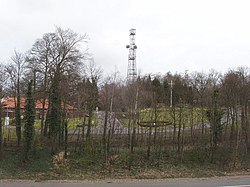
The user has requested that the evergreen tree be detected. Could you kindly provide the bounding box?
[152,77,163,104]
[163,78,170,105]
[23,80,35,160]
[48,72,62,154]
[86,77,98,140]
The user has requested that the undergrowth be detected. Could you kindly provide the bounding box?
[0,145,250,180]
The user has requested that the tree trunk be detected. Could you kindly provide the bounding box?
[127,112,131,149]
[147,123,152,159]
[79,114,86,154]
[243,103,250,153]
[201,104,205,135]
[172,106,176,145]
[190,106,194,141]
[86,111,92,141]
[0,103,2,159]
[40,98,46,138]
[131,124,136,154]
[64,119,68,159]
[41,66,48,138]
[103,109,108,160]
[16,93,21,147]
[177,105,182,153]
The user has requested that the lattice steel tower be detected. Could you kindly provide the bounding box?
[126,29,137,82]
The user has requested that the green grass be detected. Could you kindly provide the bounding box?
[0,143,249,180]
[2,127,16,140]
[1,112,100,143]
[0,147,219,180]
[0,148,53,179]
[33,112,99,131]
[118,107,208,128]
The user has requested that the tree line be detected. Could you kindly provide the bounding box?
[0,27,250,170]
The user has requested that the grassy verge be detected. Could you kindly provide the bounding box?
[0,145,249,180]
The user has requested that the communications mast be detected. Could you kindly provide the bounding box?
[126,29,137,82]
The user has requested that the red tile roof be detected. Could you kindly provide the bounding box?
[0,97,74,110]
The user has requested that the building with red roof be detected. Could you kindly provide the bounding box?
[0,97,75,119]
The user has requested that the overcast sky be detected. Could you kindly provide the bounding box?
[1,0,250,77]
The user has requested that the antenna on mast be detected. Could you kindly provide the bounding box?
[126,28,137,82]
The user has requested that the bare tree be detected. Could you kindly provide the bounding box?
[27,33,55,136]
[84,59,102,140]
[27,27,88,138]
[5,51,26,147]
[26,27,87,153]
[0,63,7,159]
[237,67,250,153]
[190,72,209,135]
[99,72,118,165]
